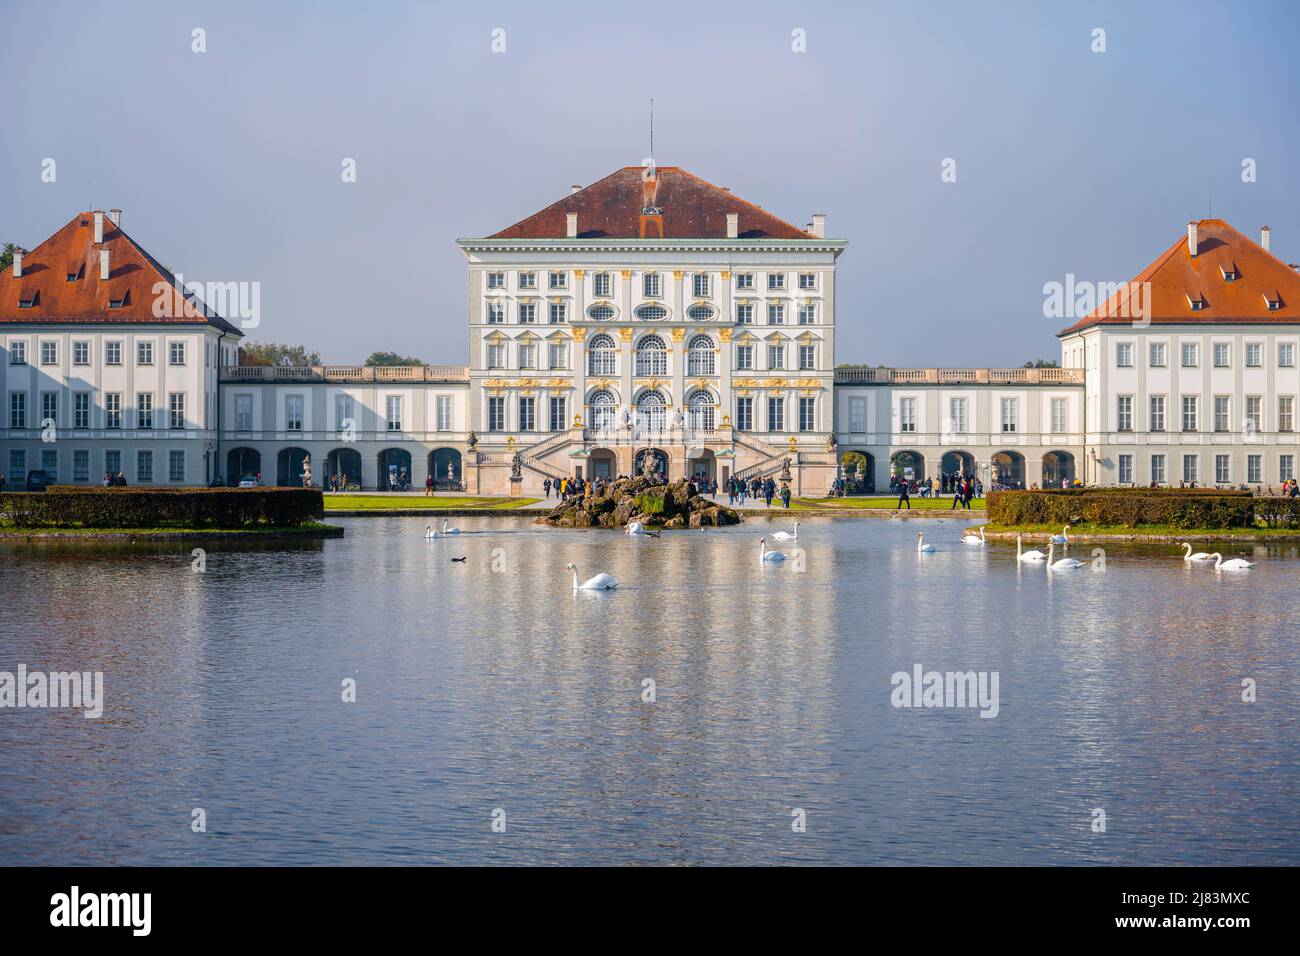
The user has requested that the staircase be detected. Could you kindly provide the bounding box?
[518,432,572,482]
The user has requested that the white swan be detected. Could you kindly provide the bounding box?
[1211,553,1254,572]
[1016,533,1046,563]
[1181,542,1213,563]
[962,526,986,545]
[759,537,787,562]
[565,562,617,590]
[424,524,435,539]
[771,522,799,541]
[1050,525,1070,545]
[1046,542,1084,571]
[916,532,935,553]
[429,518,460,537]
[626,521,645,535]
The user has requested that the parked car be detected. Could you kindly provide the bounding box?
[25,470,49,492]
[237,475,260,488]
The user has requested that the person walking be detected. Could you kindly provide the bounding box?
[897,478,911,510]
[425,473,434,496]
[780,483,791,509]
[763,477,775,508]
[543,477,552,499]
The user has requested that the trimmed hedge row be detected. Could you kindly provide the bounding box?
[0,488,323,529]
[988,489,1255,529]
[1256,496,1300,529]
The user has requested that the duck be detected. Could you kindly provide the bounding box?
[1046,542,1084,571]
[759,537,787,562]
[1210,553,1254,572]
[1180,542,1214,563]
[1016,533,1046,563]
[916,532,935,553]
[565,562,617,590]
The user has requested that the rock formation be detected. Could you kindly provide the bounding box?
[536,476,743,529]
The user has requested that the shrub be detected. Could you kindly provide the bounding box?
[987,489,1255,530]
[633,492,665,515]
[0,488,323,529]
[1256,496,1300,529]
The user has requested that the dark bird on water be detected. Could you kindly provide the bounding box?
[451,556,467,562]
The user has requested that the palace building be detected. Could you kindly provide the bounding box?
[3,169,1299,495]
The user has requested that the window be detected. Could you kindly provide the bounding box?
[687,391,715,431]
[137,450,153,483]
[1149,342,1166,367]
[105,393,122,429]
[593,273,611,297]
[850,397,866,433]
[1151,454,1166,484]
[1117,395,1133,432]
[1181,343,1198,367]
[736,304,754,324]
[1213,395,1230,432]
[169,341,186,366]
[73,341,89,365]
[589,390,616,431]
[169,450,185,482]
[488,396,505,431]
[518,343,536,369]
[518,272,537,290]
[637,391,666,431]
[284,395,302,432]
[105,341,122,365]
[587,304,614,321]
[136,393,154,429]
[41,341,58,366]
[487,343,505,368]
[334,394,353,431]
[1281,455,1295,483]
[486,271,505,290]
[1051,398,1067,433]
[635,304,668,321]
[549,396,566,432]
[948,397,967,433]
[692,274,710,297]
[643,272,661,298]
[1116,343,1133,367]
[137,341,154,365]
[8,449,25,483]
[235,394,253,431]
[548,302,566,324]
[487,302,504,324]
[1246,343,1262,367]
[587,334,616,375]
[767,273,785,291]
[9,392,26,428]
[767,396,785,431]
[735,273,754,290]
[798,272,817,290]
[1149,395,1166,432]
[735,344,754,370]
[635,335,667,376]
[74,449,89,482]
[167,393,186,430]
[1280,343,1295,368]
[9,341,26,364]
[1213,343,1230,368]
[686,304,713,321]
[1280,396,1294,433]
[1118,454,1133,484]
[798,344,816,370]
[767,303,785,324]
[436,395,453,431]
[41,392,57,428]
[518,397,535,431]
[899,397,916,433]
[385,395,402,431]
[1183,454,1198,483]
[74,393,90,429]
[798,302,816,325]
[548,271,567,290]
[687,336,715,375]
[548,342,568,370]
[40,449,57,481]
[798,396,816,432]
[1245,396,1262,433]
[767,343,785,370]
[1001,397,1018,433]
[1248,454,1262,484]
[1182,396,1198,432]
[735,396,754,431]
[518,303,536,324]
[1215,455,1230,484]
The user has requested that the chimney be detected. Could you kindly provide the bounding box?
[570,184,581,195]
[108,208,121,227]
[811,214,826,239]
[93,211,105,244]
[100,249,110,281]
[566,212,578,238]
[726,213,739,239]
[1261,226,1271,252]
[1187,221,1198,257]
[11,250,21,278]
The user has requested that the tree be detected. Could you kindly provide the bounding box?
[1023,358,1059,368]
[239,342,322,367]
[0,243,27,271]
[364,350,424,367]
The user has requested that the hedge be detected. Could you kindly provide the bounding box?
[987,489,1255,529]
[0,488,323,529]
[1255,496,1300,529]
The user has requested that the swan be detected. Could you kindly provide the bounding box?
[424,524,435,539]
[771,522,799,541]
[1046,542,1084,571]
[962,527,986,545]
[916,532,935,553]
[429,518,460,537]
[1016,533,1046,563]
[1211,553,1254,572]
[1050,525,1070,545]
[759,537,787,562]
[565,562,617,590]
[626,521,645,535]
[1181,542,1213,563]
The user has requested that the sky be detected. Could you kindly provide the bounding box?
[2,0,1297,366]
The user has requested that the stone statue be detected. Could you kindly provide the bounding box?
[779,456,792,481]
[301,454,312,488]
[447,462,454,481]
[511,451,522,479]
[642,453,656,479]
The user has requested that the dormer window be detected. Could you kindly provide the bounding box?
[1221,266,1238,281]
[18,291,39,309]
[109,290,131,309]
[66,264,84,282]
[1264,294,1281,311]
[1187,292,1205,311]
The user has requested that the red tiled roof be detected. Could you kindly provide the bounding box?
[1061,219,1300,334]
[0,212,242,334]
[488,166,814,240]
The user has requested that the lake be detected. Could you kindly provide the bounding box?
[1,514,1296,865]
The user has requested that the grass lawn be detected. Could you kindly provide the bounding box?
[323,495,540,511]
[793,496,984,511]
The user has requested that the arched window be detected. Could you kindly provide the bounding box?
[587,333,617,375]
[687,335,715,375]
[590,390,617,431]
[635,335,667,376]
[636,390,667,432]
[686,304,714,321]
[635,304,668,321]
[687,389,716,431]
[587,303,615,321]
